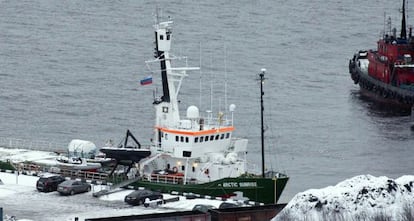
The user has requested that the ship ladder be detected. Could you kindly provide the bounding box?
[92,176,142,197]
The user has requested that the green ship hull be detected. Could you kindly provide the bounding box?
[130,175,288,204]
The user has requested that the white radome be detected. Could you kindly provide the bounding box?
[186,105,200,119]
[229,104,236,112]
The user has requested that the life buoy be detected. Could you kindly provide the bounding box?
[172,166,178,173]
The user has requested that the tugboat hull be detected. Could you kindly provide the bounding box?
[349,56,414,108]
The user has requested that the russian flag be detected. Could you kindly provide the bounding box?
[140,75,153,86]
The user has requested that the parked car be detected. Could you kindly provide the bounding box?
[36,174,65,192]
[57,180,91,195]
[124,190,163,206]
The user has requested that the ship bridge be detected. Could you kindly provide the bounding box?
[155,105,243,159]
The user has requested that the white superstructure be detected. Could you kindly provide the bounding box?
[141,18,250,184]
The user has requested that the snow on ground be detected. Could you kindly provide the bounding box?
[0,147,235,221]
[0,175,36,198]
[273,174,414,221]
[4,147,414,221]
[0,171,231,221]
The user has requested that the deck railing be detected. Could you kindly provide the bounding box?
[12,162,109,182]
[0,137,67,152]
[150,174,184,184]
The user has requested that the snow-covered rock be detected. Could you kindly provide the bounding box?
[274,175,414,221]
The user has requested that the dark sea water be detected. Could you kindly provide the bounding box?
[1,0,414,208]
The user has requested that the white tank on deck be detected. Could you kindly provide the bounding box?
[67,139,97,159]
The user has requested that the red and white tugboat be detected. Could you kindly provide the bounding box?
[349,0,414,108]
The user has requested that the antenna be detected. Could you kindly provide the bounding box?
[199,42,202,111]
[387,16,392,36]
[401,0,407,39]
[154,5,160,25]
[224,44,228,119]
[259,68,267,178]
[383,11,386,37]
[408,0,410,23]
[210,53,214,114]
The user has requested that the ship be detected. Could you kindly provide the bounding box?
[349,0,414,108]
[109,17,290,205]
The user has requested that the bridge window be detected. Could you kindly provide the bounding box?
[205,136,209,141]
[185,137,189,143]
[210,135,214,141]
[220,134,225,139]
[160,34,164,40]
[195,137,199,143]
[200,137,204,142]
[167,34,170,40]
[180,136,184,142]
[215,135,220,140]
[226,133,230,139]
[175,136,179,142]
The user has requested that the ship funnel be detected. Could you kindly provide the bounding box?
[401,0,407,39]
